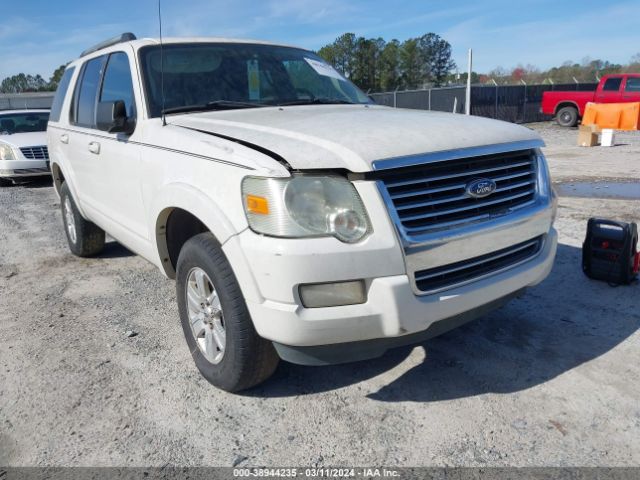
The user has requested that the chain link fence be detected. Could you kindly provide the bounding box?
[0,93,54,110]
[370,83,598,123]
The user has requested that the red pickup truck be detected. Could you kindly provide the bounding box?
[542,73,640,127]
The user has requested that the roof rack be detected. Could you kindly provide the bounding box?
[79,33,137,58]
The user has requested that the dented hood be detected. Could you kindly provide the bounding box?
[170,104,542,172]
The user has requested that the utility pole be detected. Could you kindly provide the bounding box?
[465,48,472,115]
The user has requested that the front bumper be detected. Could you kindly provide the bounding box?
[0,158,50,178]
[234,226,556,363]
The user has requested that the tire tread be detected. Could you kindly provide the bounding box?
[176,233,279,392]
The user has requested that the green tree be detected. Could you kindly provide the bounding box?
[0,73,48,93]
[48,64,68,90]
[379,39,400,91]
[351,36,383,91]
[317,33,357,79]
[427,35,456,86]
[399,38,422,89]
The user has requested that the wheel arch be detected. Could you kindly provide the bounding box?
[554,101,580,116]
[51,162,65,197]
[151,183,241,279]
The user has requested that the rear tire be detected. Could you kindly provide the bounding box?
[176,232,279,392]
[556,106,578,127]
[0,178,13,187]
[60,182,105,257]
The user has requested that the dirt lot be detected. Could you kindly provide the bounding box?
[1,123,639,467]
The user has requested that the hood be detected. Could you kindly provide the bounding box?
[0,131,48,149]
[170,104,542,172]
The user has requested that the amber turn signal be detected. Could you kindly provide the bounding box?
[246,194,269,215]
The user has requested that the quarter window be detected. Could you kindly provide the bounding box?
[624,77,640,92]
[49,67,75,123]
[100,52,136,119]
[72,56,106,127]
[602,77,622,92]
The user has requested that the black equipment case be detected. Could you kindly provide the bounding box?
[582,218,638,285]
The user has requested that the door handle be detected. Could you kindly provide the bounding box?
[88,141,100,154]
[60,133,69,144]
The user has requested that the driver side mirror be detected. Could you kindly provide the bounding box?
[96,100,134,134]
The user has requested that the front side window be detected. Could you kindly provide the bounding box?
[73,56,106,127]
[624,77,640,92]
[100,52,136,118]
[49,67,75,123]
[602,77,622,92]
[0,112,50,135]
[139,43,371,117]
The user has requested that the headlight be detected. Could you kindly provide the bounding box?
[535,149,552,197]
[242,174,371,243]
[0,142,16,161]
[535,149,557,223]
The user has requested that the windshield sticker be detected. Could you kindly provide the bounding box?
[247,59,260,100]
[304,57,344,80]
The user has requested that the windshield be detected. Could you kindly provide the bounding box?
[0,112,50,134]
[139,43,372,117]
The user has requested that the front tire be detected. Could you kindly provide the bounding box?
[556,106,578,127]
[60,182,105,257]
[176,233,279,392]
[0,178,13,187]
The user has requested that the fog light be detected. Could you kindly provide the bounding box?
[299,280,366,308]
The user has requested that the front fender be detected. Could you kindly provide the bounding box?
[149,182,244,278]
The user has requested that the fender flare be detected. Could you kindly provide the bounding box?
[50,161,89,219]
[149,182,240,278]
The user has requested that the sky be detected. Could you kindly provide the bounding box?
[1,0,639,81]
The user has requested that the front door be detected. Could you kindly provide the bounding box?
[594,76,623,103]
[622,76,640,103]
[89,50,147,243]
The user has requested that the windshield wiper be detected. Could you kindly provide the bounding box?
[163,100,268,115]
[277,98,358,106]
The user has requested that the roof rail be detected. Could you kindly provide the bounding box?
[79,33,137,58]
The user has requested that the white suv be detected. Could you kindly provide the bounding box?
[47,34,557,391]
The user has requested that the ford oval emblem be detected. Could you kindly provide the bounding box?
[466,178,497,198]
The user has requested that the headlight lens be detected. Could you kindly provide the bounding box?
[0,142,16,161]
[242,175,371,243]
[535,149,552,197]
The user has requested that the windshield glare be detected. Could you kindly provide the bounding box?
[139,43,371,116]
[0,112,50,134]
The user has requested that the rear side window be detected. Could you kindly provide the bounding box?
[72,56,106,127]
[602,77,622,92]
[100,52,136,118]
[625,77,640,92]
[49,67,75,122]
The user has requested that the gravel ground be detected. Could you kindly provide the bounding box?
[1,123,639,467]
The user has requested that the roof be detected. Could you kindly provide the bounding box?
[133,37,303,50]
[0,109,50,114]
[71,35,308,64]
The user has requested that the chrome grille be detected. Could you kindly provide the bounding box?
[414,236,543,294]
[374,149,537,235]
[20,146,49,160]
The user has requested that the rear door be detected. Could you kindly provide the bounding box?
[47,65,76,177]
[622,76,640,102]
[594,76,623,103]
[66,54,107,206]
